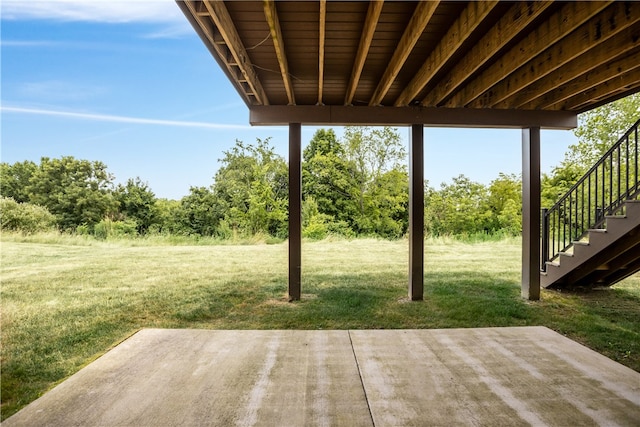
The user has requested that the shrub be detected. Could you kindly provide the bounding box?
[303,216,328,240]
[93,218,138,240]
[0,197,56,233]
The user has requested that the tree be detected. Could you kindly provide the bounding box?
[114,177,158,234]
[342,126,408,235]
[343,127,406,221]
[302,129,357,226]
[542,93,640,209]
[180,186,219,236]
[484,173,522,234]
[27,157,117,230]
[302,127,409,237]
[213,138,288,237]
[0,197,56,233]
[568,93,640,167]
[366,169,409,237]
[151,198,186,235]
[426,175,489,236]
[0,160,37,203]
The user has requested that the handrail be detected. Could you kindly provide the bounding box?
[541,118,640,271]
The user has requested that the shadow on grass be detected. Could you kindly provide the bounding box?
[176,270,532,330]
[534,286,640,371]
[3,268,638,421]
[166,271,639,372]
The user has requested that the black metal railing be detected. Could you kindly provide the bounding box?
[541,118,640,271]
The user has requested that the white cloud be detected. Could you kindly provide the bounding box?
[0,40,60,47]
[18,81,108,102]
[1,105,252,130]
[1,0,185,24]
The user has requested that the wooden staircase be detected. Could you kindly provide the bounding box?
[542,200,640,289]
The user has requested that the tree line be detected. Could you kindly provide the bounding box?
[0,127,519,240]
[1,94,637,240]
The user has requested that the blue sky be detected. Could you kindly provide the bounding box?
[1,0,577,200]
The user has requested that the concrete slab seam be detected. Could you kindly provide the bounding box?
[348,329,376,427]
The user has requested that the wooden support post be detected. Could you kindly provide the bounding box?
[522,127,541,300]
[289,123,302,301]
[409,124,424,300]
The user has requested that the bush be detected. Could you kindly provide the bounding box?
[303,216,328,240]
[93,218,138,240]
[0,197,56,233]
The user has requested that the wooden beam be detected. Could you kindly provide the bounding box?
[318,0,326,106]
[513,27,640,110]
[344,0,383,106]
[409,124,424,301]
[555,69,640,112]
[369,1,439,106]
[522,127,541,301]
[444,1,612,108]
[249,105,576,129]
[475,2,640,109]
[288,123,302,301]
[394,1,499,107]
[264,0,296,105]
[420,1,554,107]
[523,48,640,110]
[199,0,270,105]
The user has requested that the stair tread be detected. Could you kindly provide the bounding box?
[572,241,589,246]
[588,228,607,233]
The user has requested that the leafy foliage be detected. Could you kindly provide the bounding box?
[542,93,640,210]
[0,161,37,203]
[27,157,117,230]
[0,197,56,233]
[114,178,157,233]
[302,129,357,226]
[212,138,288,238]
[570,93,640,167]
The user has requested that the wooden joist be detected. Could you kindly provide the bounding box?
[368,0,439,106]
[344,0,383,106]
[318,0,326,106]
[443,1,612,108]
[476,2,640,109]
[394,0,499,107]
[264,0,296,105]
[523,47,640,110]
[199,0,269,105]
[178,0,639,114]
[420,1,555,107]
[511,26,640,110]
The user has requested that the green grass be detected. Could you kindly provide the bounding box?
[1,234,639,420]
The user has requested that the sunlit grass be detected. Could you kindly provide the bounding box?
[1,235,638,419]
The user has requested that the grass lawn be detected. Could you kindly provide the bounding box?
[1,235,639,419]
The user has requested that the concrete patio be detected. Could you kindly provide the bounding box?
[5,326,639,426]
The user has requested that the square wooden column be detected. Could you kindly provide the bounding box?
[522,127,541,300]
[409,124,424,300]
[289,123,302,301]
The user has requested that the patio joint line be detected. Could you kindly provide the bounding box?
[348,330,376,427]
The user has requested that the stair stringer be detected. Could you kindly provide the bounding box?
[541,200,640,289]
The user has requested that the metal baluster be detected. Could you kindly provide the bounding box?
[635,126,639,196]
[625,135,629,200]
[541,208,548,271]
[602,161,605,221]
[617,144,621,209]
[588,173,591,228]
[609,154,613,214]
[581,182,584,239]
